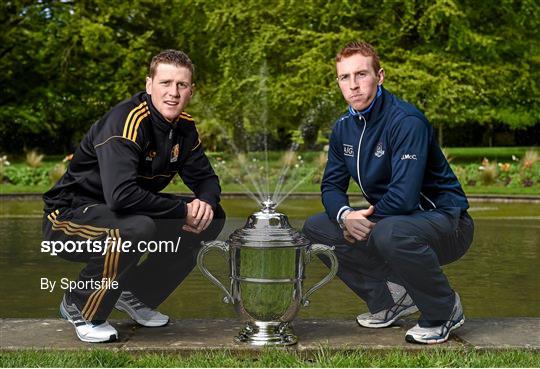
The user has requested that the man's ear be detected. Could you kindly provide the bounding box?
[377,68,385,86]
[145,76,152,94]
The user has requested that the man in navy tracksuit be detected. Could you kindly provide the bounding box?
[302,41,474,344]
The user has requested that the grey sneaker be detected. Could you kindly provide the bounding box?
[356,282,418,328]
[59,295,118,343]
[115,291,169,327]
[405,292,465,344]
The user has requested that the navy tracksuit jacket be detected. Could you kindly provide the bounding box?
[322,86,469,222]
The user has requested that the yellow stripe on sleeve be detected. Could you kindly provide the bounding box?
[126,106,149,141]
[131,111,150,142]
[122,102,147,139]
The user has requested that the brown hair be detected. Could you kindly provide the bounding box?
[148,49,194,79]
[335,41,380,73]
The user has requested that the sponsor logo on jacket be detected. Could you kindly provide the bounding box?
[343,144,354,157]
[401,154,417,160]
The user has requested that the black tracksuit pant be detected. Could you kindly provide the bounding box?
[302,207,474,322]
[42,198,225,322]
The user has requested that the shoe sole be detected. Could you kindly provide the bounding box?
[357,305,419,328]
[405,316,465,344]
[115,302,169,327]
[60,302,118,343]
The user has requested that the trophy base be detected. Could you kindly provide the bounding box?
[235,322,297,346]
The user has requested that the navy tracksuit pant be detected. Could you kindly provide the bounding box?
[302,207,474,322]
[43,198,225,322]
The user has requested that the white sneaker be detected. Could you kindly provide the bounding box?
[357,282,418,328]
[115,291,169,327]
[59,295,118,343]
[405,292,465,344]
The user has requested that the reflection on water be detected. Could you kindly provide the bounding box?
[0,198,538,318]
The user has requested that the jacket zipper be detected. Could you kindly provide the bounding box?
[83,204,99,213]
[166,129,173,167]
[420,192,436,209]
[356,115,370,200]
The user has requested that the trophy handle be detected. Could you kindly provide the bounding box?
[197,240,233,304]
[301,243,338,307]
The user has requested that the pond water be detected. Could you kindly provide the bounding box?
[0,197,538,319]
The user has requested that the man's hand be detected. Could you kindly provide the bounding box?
[183,199,214,234]
[343,229,356,244]
[343,206,375,242]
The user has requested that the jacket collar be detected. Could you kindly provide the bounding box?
[143,92,179,132]
[348,85,386,124]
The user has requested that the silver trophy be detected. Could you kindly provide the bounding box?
[197,198,338,346]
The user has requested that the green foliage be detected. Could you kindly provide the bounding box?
[2,148,538,195]
[451,153,540,188]
[444,146,537,163]
[0,1,198,152]
[2,165,50,186]
[0,158,65,187]
[1,0,538,153]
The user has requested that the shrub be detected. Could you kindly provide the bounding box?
[0,155,11,182]
[3,166,50,186]
[25,150,44,168]
[522,150,538,169]
[452,151,539,189]
[49,163,67,183]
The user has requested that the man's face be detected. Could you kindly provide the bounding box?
[146,63,193,122]
[336,54,384,111]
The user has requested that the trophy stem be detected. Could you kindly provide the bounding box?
[235,322,297,346]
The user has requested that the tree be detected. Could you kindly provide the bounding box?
[1,0,538,153]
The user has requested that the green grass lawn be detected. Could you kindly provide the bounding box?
[461,186,540,196]
[1,348,538,367]
[444,146,537,163]
[3,182,539,196]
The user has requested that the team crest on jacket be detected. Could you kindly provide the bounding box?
[374,142,385,158]
[343,144,354,157]
[170,144,179,163]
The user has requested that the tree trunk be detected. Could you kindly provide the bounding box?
[232,116,246,152]
[302,123,319,150]
[438,125,444,146]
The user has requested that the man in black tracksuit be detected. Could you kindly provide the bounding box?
[43,50,225,343]
[302,41,474,344]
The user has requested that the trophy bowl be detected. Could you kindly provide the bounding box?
[197,199,338,346]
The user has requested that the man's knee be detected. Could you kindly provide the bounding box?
[302,214,319,239]
[119,215,156,242]
[369,218,398,258]
[210,204,226,234]
[302,212,342,245]
[370,216,425,259]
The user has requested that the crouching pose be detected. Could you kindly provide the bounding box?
[303,41,474,344]
[43,50,225,343]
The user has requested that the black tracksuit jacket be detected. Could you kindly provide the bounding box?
[43,92,221,218]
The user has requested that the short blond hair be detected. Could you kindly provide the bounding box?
[148,49,194,78]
